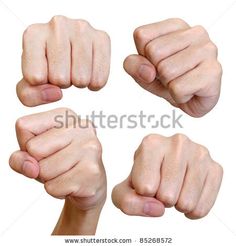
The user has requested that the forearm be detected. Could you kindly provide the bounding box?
[52,199,103,235]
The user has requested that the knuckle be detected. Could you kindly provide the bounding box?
[205,42,218,55]
[72,77,90,88]
[172,133,189,144]
[38,165,49,182]
[82,139,102,155]
[23,72,47,85]
[176,199,196,213]
[89,80,105,91]
[217,163,224,176]
[135,183,157,197]
[170,134,190,153]
[44,182,55,197]
[145,42,155,55]
[49,73,70,88]
[196,144,210,162]
[50,15,67,27]
[15,116,27,132]
[192,25,209,38]
[145,42,165,65]
[168,82,186,103]
[74,19,91,33]
[205,61,223,84]
[83,189,97,198]
[158,192,177,207]
[145,42,158,60]
[25,140,38,157]
[23,24,39,40]
[133,26,148,42]
[86,163,102,179]
[96,30,111,42]
[213,162,224,177]
[141,134,160,150]
[77,19,90,28]
[158,60,175,82]
[213,61,223,77]
[190,206,209,219]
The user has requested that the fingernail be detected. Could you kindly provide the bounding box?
[41,87,62,102]
[143,202,164,217]
[138,64,155,83]
[22,161,39,179]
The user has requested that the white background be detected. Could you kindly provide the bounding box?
[0,0,236,245]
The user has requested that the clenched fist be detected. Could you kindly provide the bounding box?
[17,16,111,107]
[9,108,107,235]
[124,18,222,117]
[112,134,223,219]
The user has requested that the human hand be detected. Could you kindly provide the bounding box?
[17,15,111,107]
[112,134,223,219]
[9,108,107,235]
[124,19,222,117]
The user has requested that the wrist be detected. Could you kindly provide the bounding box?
[52,197,105,235]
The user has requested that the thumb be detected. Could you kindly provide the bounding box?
[112,178,165,217]
[123,54,157,84]
[123,55,177,106]
[9,150,39,179]
[16,79,62,107]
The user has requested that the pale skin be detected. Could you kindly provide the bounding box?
[9,108,107,235]
[124,18,222,117]
[12,16,223,233]
[17,15,111,107]
[112,134,223,219]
